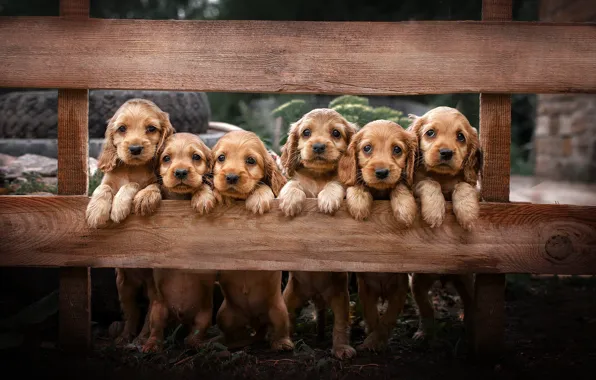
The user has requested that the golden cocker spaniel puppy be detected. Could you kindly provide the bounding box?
[88,98,174,345]
[338,120,416,351]
[279,108,358,359]
[407,106,480,340]
[142,133,217,353]
[212,131,293,351]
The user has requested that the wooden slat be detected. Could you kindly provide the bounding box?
[56,0,91,353]
[471,0,513,359]
[1,18,595,94]
[0,197,595,274]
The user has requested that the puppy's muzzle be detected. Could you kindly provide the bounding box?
[226,173,239,185]
[312,143,326,154]
[129,145,143,156]
[439,148,453,161]
[374,168,390,180]
[174,169,188,180]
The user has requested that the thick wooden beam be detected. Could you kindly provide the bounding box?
[0,197,595,273]
[472,0,513,360]
[1,19,595,94]
[56,0,91,354]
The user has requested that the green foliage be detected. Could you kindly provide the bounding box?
[271,99,308,126]
[11,172,57,195]
[328,95,369,108]
[88,169,104,195]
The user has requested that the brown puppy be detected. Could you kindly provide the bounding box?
[212,131,293,351]
[87,99,174,344]
[142,133,217,352]
[338,120,416,351]
[279,109,357,359]
[407,106,479,339]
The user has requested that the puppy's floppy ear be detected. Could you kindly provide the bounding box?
[157,111,175,154]
[342,119,359,143]
[463,126,482,185]
[406,114,424,137]
[280,118,302,176]
[264,151,287,197]
[403,130,418,188]
[338,131,360,187]
[98,117,118,173]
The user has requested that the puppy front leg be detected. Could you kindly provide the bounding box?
[186,288,214,348]
[391,183,417,226]
[414,178,445,228]
[356,276,381,351]
[346,185,373,221]
[111,182,140,223]
[115,269,140,344]
[141,299,168,353]
[191,185,217,215]
[245,184,274,214]
[268,298,294,351]
[410,273,436,340]
[452,182,480,231]
[133,183,162,217]
[278,179,307,217]
[329,286,356,359]
[318,180,345,215]
[86,183,114,228]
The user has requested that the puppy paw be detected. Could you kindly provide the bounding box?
[318,191,342,214]
[357,332,388,352]
[453,182,480,231]
[141,337,163,353]
[456,214,477,231]
[279,188,306,217]
[111,183,140,223]
[185,332,207,349]
[111,202,132,223]
[421,199,445,228]
[108,321,125,339]
[271,337,294,351]
[412,329,427,341]
[246,187,274,215]
[114,330,134,346]
[192,190,217,215]
[346,186,372,221]
[332,344,357,359]
[85,204,111,228]
[133,188,161,216]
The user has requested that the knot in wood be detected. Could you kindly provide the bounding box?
[545,234,573,261]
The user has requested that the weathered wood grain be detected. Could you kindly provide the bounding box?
[471,0,513,358]
[0,197,595,274]
[0,19,595,94]
[56,0,91,353]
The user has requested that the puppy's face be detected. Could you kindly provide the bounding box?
[339,120,417,189]
[212,131,285,198]
[159,133,212,194]
[409,107,480,179]
[99,99,174,171]
[281,109,356,175]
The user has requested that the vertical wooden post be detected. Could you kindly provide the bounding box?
[58,0,91,352]
[472,0,512,358]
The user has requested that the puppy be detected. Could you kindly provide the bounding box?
[338,120,417,351]
[212,131,293,351]
[142,133,217,352]
[279,109,357,359]
[278,108,356,216]
[408,106,480,339]
[87,99,174,344]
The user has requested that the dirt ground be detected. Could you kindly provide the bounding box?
[1,275,596,380]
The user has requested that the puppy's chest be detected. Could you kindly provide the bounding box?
[294,172,337,197]
[368,188,391,200]
[111,166,156,189]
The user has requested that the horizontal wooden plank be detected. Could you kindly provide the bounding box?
[1,196,595,274]
[1,18,595,94]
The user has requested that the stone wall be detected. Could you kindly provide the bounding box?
[533,0,596,182]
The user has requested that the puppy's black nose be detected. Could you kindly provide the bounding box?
[312,143,326,154]
[439,148,453,161]
[226,173,239,185]
[375,168,390,179]
[174,169,188,179]
[129,145,143,156]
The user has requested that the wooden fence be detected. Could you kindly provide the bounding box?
[1,0,595,357]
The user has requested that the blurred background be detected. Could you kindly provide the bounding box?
[0,0,594,206]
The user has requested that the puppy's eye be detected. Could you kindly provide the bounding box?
[457,132,466,142]
[332,129,341,138]
[192,154,201,161]
[118,125,126,133]
[218,154,225,162]
[302,129,311,137]
[363,145,372,154]
[393,146,402,155]
[162,155,171,162]
[245,157,256,165]
[425,129,435,137]
[146,125,157,133]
